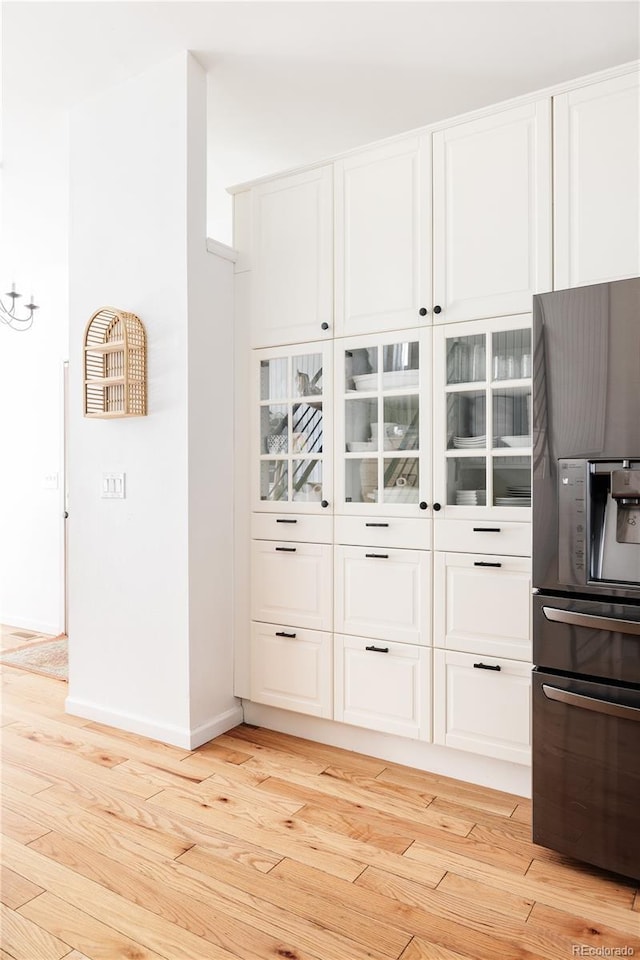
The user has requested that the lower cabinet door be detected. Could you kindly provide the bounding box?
[335,545,431,645]
[434,552,531,660]
[250,622,332,718]
[433,649,531,764]
[334,634,431,740]
[251,540,332,631]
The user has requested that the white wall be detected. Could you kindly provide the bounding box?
[0,97,69,636]
[66,52,240,747]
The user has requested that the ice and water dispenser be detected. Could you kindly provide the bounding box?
[558,458,640,590]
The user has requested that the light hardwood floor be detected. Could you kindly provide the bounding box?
[1,659,639,960]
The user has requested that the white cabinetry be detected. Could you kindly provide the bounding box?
[251,166,333,347]
[254,342,333,513]
[434,552,531,660]
[433,316,532,521]
[554,72,640,289]
[335,329,432,516]
[251,540,332,632]
[433,100,552,323]
[433,650,531,764]
[251,623,332,718]
[335,546,431,646]
[335,136,431,336]
[335,635,430,740]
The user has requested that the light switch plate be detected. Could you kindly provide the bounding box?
[102,473,126,499]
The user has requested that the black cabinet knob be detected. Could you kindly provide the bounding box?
[433,305,442,315]
[433,502,442,511]
[321,322,329,331]
[419,307,428,317]
[419,501,428,510]
[321,500,329,508]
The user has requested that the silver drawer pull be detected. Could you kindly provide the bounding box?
[542,684,640,722]
[542,607,640,636]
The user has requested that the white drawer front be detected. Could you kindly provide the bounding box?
[335,545,431,645]
[250,622,332,718]
[334,515,431,550]
[434,552,531,660]
[434,519,531,556]
[335,635,430,740]
[251,540,332,631]
[434,649,531,765]
[252,512,333,544]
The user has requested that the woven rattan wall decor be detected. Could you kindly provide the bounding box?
[83,307,147,418]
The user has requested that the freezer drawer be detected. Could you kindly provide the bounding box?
[532,669,640,880]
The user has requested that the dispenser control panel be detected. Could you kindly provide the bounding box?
[558,459,587,587]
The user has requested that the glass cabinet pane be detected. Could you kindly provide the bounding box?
[447,457,487,506]
[345,397,377,451]
[292,402,323,454]
[345,457,378,504]
[261,404,288,454]
[292,459,323,503]
[492,388,531,447]
[293,353,323,397]
[493,456,531,506]
[382,395,419,450]
[383,458,419,504]
[260,461,289,502]
[382,341,420,389]
[260,357,288,401]
[346,346,378,392]
[492,329,532,380]
[447,334,486,385]
[447,392,486,449]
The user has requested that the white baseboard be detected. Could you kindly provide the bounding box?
[65,696,244,751]
[242,701,532,799]
[1,613,62,637]
[188,705,245,749]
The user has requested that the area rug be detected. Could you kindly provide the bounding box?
[0,636,68,681]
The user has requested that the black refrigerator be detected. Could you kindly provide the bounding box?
[531,276,640,881]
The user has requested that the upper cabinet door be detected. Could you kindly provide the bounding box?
[251,166,333,348]
[433,101,552,324]
[335,136,431,337]
[554,72,640,290]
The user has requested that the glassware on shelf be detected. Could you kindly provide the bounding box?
[447,333,485,384]
[492,328,532,381]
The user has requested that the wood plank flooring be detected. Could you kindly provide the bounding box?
[1,660,639,960]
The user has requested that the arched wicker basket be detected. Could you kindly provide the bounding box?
[83,307,147,418]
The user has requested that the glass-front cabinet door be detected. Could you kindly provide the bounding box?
[433,316,532,518]
[253,342,333,512]
[335,329,431,515]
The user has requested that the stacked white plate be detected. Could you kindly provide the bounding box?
[452,435,486,449]
[495,484,531,507]
[456,489,487,505]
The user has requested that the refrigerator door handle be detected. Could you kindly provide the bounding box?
[542,684,640,722]
[542,606,640,636]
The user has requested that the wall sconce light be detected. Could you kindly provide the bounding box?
[0,283,39,331]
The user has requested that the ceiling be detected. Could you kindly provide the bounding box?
[3,1,639,242]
